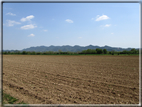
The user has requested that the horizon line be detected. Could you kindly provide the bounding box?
[3,45,139,51]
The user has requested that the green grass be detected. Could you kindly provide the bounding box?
[3,92,18,104]
[3,92,27,104]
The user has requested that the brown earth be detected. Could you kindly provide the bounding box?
[3,55,139,104]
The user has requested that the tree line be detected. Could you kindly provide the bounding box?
[3,48,139,55]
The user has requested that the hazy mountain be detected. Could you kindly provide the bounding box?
[3,45,138,52]
[3,45,137,52]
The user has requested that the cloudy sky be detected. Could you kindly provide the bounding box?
[3,3,139,50]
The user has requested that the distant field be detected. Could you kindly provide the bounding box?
[3,55,139,104]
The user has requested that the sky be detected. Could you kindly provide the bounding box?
[3,2,140,50]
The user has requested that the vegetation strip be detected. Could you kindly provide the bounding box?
[3,48,139,55]
[3,91,26,104]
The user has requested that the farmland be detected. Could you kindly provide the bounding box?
[3,55,139,104]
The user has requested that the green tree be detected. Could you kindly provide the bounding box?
[22,51,27,55]
[122,50,129,54]
[96,48,103,54]
[17,51,21,54]
[103,49,107,54]
[3,51,7,54]
[111,50,115,55]
[92,49,97,54]
[36,52,41,55]
[31,51,36,55]
[109,51,111,54]
[86,49,92,54]
[130,48,137,54]
[8,51,11,54]
[82,50,87,54]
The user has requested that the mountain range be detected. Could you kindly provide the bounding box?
[3,45,138,52]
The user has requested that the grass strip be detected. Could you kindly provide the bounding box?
[3,92,27,104]
[3,93,18,104]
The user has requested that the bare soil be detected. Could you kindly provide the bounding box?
[3,55,139,104]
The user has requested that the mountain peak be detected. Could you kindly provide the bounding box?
[104,45,110,47]
[4,45,135,52]
[74,45,80,47]
[88,44,93,46]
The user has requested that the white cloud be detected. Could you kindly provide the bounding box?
[78,37,82,39]
[100,24,111,28]
[21,24,37,30]
[43,29,48,32]
[21,15,34,22]
[65,19,73,23]
[28,34,35,37]
[105,24,111,27]
[96,15,100,17]
[111,33,114,35]
[6,12,16,16]
[96,15,109,21]
[6,20,21,26]
[91,18,94,20]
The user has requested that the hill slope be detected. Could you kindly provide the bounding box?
[20,45,134,52]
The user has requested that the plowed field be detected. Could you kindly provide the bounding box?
[3,55,139,104]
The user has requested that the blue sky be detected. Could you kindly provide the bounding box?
[3,3,140,50]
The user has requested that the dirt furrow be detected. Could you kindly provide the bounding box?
[3,55,139,104]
